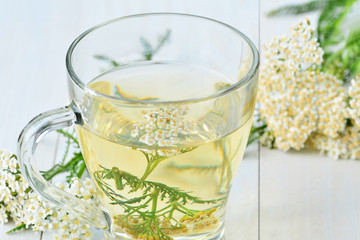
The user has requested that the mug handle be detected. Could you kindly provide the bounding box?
[17,104,110,231]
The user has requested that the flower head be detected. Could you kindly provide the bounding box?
[309,126,360,160]
[259,18,346,151]
[132,106,197,156]
[346,76,360,128]
[0,150,98,239]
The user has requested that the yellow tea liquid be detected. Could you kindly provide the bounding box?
[76,63,254,240]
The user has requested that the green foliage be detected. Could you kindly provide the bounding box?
[41,129,86,182]
[93,55,120,67]
[247,123,267,146]
[94,166,223,240]
[167,163,221,174]
[267,0,332,17]
[268,0,360,82]
[95,29,171,68]
[141,29,171,60]
[323,25,360,80]
[247,115,268,146]
[95,166,221,205]
[7,224,26,234]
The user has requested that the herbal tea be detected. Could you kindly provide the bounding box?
[76,63,254,240]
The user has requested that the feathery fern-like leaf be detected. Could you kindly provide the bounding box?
[267,0,331,17]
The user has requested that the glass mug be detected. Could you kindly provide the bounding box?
[18,13,258,240]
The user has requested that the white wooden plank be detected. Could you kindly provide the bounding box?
[226,143,259,240]
[260,148,360,240]
[328,159,360,240]
[350,160,360,239]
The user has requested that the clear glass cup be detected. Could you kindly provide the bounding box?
[18,13,259,240]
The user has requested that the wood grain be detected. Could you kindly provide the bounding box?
[260,148,360,240]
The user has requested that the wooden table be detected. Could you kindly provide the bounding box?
[1,0,359,239]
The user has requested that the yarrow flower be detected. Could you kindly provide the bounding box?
[309,126,360,160]
[258,18,360,159]
[131,106,197,157]
[0,151,31,226]
[0,151,98,239]
[347,76,360,129]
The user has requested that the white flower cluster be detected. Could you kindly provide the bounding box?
[0,151,29,225]
[258,18,360,160]
[309,126,360,160]
[263,17,323,68]
[258,18,348,152]
[131,106,197,157]
[0,151,97,239]
[307,76,360,159]
[51,178,97,240]
[347,78,360,128]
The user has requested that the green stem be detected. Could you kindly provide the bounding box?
[168,207,175,219]
[247,123,268,146]
[76,161,87,178]
[60,136,71,165]
[250,124,267,133]
[139,155,166,183]
[124,198,153,218]
[156,204,172,214]
[173,202,197,216]
[42,155,84,181]
[7,224,26,234]
[151,188,160,215]
[56,129,79,146]
[140,162,158,182]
